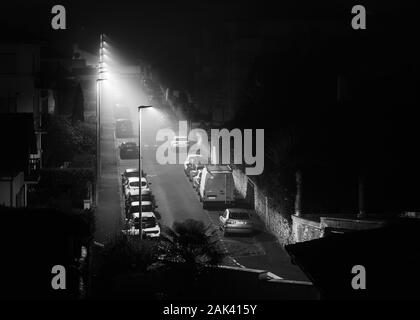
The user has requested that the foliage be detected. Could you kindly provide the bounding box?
[159,219,225,269]
[98,235,158,277]
[44,114,96,167]
[33,167,94,209]
[91,219,226,298]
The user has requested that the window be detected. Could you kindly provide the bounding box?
[130,205,139,214]
[229,212,250,220]
[142,204,153,212]
[130,181,140,187]
[134,217,157,229]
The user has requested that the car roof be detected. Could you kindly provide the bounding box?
[127,177,139,182]
[125,168,138,173]
[128,189,151,196]
[132,211,156,218]
[116,118,131,122]
[130,201,152,206]
[227,208,254,214]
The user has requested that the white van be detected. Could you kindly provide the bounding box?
[199,165,235,208]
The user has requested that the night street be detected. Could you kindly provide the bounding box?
[94,81,308,281]
[1,0,420,305]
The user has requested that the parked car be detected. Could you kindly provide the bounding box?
[132,211,160,238]
[125,189,156,215]
[121,168,145,186]
[192,170,202,192]
[125,200,155,219]
[115,119,133,138]
[199,165,235,208]
[219,208,255,236]
[119,141,139,159]
[123,212,161,238]
[123,176,150,198]
[183,154,204,176]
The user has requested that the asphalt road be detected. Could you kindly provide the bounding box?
[95,87,308,281]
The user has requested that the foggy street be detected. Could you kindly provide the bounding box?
[2,0,420,303]
[94,82,308,280]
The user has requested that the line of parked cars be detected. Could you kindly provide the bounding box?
[121,168,160,238]
[183,154,256,236]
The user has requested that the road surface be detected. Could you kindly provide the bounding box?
[95,84,309,281]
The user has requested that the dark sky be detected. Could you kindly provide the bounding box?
[0,0,417,86]
[2,0,414,58]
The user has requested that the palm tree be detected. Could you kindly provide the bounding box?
[157,219,226,298]
[159,219,225,267]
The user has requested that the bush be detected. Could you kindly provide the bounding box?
[33,168,94,209]
[44,115,96,167]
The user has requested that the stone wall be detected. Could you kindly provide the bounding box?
[291,215,322,243]
[232,167,294,246]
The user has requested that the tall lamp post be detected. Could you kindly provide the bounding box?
[138,105,152,239]
[96,34,106,205]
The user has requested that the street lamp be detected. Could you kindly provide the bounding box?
[138,105,152,239]
[96,33,106,205]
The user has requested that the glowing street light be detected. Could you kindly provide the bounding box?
[96,33,106,204]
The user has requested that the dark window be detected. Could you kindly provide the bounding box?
[229,211,250,220]
[142,204,153,212]
[134,216,157,229]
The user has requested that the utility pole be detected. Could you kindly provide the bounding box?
[96,33,105,205]
[137,105,153,240]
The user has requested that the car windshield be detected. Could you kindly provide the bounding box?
[229,212,250,220]
[130,181,140,187]
[124,143,137,147]
[126,171,139,178]
[130,195,140,202]
[141,194,152,202]
[142,204,153,212]
[130,205,139,213]
[134,217,157,229]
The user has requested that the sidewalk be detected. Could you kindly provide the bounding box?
[94,120,123,245]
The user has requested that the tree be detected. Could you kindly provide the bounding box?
[44,114,95,167]
[159,219,225,271]
[155,219,226,299]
